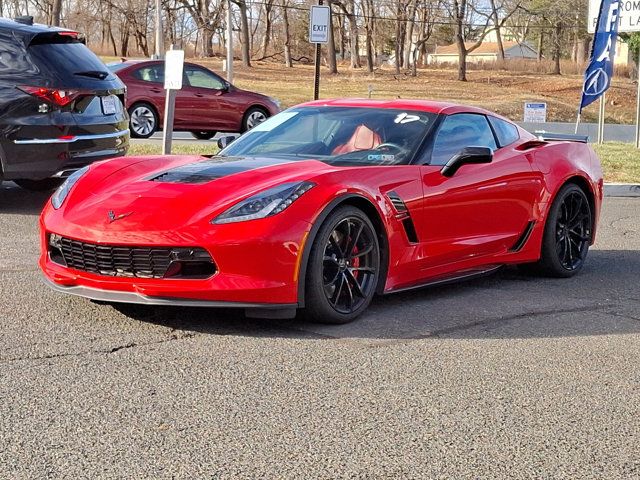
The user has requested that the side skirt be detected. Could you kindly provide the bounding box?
[384,265,503,295]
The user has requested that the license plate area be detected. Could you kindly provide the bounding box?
[101,95,118,115]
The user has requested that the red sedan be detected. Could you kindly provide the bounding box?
[108,60,280,139]
[40,99,603,324]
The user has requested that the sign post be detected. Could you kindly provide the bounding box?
[636,49,640,148]
[162,48,184,155]
[226,0,234,84]
[309,2,330,100]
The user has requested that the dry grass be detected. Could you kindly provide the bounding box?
[128,141,640,183]
[108,57,638,124]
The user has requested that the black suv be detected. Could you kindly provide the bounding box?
[0,17,129,191]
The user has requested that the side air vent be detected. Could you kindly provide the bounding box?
[386,190,418,244]
[402,218,419,243]
[387,191,408,214]
[510,220,536,252]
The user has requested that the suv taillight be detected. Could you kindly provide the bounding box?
[17,86,84,107]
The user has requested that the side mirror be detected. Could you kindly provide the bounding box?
[217,135,237,150]
[222,81,231,92]
[440,146,493,177]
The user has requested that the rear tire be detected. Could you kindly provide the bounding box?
[190,131,217,140]
[303,206,380,324]
[128,103,158,139]
[536,183,593,278]
[13,178,63,192]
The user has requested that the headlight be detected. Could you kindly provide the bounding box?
[212,181,315,224]
[51,166,89,209]
[269,97,281,110]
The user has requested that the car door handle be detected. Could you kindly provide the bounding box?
[195,93,204,98]
[150,88,162,93]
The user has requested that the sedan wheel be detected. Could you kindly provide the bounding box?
[304,206,380,324]
[243,108,268,132]
[129,104,157,139]
[538,184,592,277]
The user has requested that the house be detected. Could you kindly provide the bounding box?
[427,41,538,65]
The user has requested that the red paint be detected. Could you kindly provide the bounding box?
[39,100,603,307]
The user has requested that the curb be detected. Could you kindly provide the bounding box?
[604,183,640,197]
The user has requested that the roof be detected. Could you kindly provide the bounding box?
[298,98,495,116]
[0,18,71,35]
[0,18,79,44]
[433,41,526,56]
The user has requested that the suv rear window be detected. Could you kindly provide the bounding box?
[27,41,112,85]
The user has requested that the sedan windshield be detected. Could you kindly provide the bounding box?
[220,106,436,166]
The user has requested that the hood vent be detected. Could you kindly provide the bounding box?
[149,157,291,184]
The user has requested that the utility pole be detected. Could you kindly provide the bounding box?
[154,0,164,59]
[226,0,234,83]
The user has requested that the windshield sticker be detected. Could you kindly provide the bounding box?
[251,112,298,132]
[367,154,395,162]
[394,113,420,124]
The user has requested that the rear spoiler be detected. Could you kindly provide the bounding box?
[534,132,589,143]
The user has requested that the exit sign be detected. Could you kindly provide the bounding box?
[309,5,330,44]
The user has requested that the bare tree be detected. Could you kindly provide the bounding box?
[333,0,360,68]
[232,0,251,66]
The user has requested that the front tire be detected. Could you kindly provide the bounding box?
[13,178,63,192]
[537,183,593,277]
[128,103,158,139]
[242,107,269,132]
[303,206,380,324]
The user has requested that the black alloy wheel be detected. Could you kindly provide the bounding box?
[304,206,380,324]
[538,183,592,277]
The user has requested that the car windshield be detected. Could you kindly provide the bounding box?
[220,106,436,166]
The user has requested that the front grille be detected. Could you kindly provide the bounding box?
[48,234,216,279]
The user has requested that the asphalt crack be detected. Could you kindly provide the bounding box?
[1,330,197,365]
[364,303,617,348]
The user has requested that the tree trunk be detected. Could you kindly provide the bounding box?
[108,25,118,56]
[347,12,360,68]
[553,22,561,75]
[234,0,252,67]
[203,27,214,57]
[455,1,467,81]
[51,0,62,25]
[489,0,504,61]
[537,30,544,61]
[326,3,338,74]
[404,0,417,69]
[261,2,273,59]
[394,8,404,74]
[282,1,292,67]
[365,27,374,72]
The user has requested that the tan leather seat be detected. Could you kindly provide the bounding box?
[332,124,382,155]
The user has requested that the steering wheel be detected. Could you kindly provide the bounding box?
[374,142,404,153]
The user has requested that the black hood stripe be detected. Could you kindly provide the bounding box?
[149,157,292,184]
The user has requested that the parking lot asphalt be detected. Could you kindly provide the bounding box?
[1,182,639,479]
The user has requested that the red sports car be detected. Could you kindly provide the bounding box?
[108,60,280,139]
[40,99,603,324]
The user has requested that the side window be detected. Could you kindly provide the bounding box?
[133,65,164,84]
[184,66,225,90]
[488,116,520,147]
[430,114,497,165]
